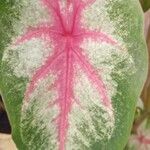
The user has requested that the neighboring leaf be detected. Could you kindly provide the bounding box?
[140,0,150,12]
[127,118,150,150]
[0,0,148,150]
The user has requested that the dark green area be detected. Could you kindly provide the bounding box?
[0,0,20,63]
[0,62,27,149]
[140,0,150,12]
[0,1,26,149]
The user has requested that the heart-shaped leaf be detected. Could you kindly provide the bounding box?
[0,0,148,150]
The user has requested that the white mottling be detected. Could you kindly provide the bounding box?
[80,38,135,99]
[2,0,54,79]
[2,38,53,78]
[21,74,59,149]
[82,0,115,35]
[13,0,51,36]
[82,0,130,43]
[66,66,115,149]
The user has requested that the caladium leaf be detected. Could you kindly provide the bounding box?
[0,0,148,150]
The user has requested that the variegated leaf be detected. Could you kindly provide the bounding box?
[0,0,148,150]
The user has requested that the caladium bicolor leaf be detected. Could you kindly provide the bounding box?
[0,0,148,150]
